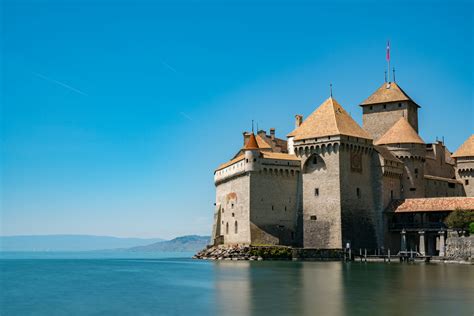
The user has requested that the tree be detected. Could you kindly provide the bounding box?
[444,209,474,231]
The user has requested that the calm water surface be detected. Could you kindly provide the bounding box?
[1,252,473,315]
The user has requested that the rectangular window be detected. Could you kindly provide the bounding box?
[466,179,470,185]
[390,190,393,200]
[313,156,317,164]
[448,183,455,189]
[315,188,319,196]
[356,188,361,198]
[409,188,416,192]
[310,215,317,220]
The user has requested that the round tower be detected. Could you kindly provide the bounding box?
[452,134,474,197]
[375,117,426,198]
[244,132,260,172]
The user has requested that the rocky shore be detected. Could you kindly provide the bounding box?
[193,245,292,261]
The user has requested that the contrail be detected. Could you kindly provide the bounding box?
[160,60,178,74]
[179,111,193,121]
[33,72,88,96]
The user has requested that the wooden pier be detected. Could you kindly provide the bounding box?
[345,249,432,263]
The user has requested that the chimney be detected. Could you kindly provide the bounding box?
[270,128,275,140]
[295,115,303,128]
[242,132,250,147]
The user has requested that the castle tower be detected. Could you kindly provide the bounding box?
[375,117,426,198]
[360,82,420,141]
[290,97,377,250]
[452,134,474,197]
[244,132,260,172]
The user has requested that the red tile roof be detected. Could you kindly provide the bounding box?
[244,133,259,150]
[388,197,474,213]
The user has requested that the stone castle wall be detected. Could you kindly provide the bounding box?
[339,141,378,250]
[298,141,342,249]
[249,165,300,246]
[215,174,251,245]
[456,158,474,197]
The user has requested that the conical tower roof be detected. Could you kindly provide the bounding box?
[244,133,259,150]
[360,82,419,107]
[452,134,474,158]
[375,117,424,145]
[288,97,371,141]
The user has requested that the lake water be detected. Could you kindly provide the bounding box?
[1,252,473,315]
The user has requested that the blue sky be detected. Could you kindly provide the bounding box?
[1,0,472,239]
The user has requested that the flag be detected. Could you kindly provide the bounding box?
[386,41,390,61]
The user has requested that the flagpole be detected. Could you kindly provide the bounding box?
[387,41,391,84]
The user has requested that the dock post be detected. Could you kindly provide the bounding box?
[360,249,362,262]
[348,248,352,261]
[364,248,367,262]
[388,249,391,262]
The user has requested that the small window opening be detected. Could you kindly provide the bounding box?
[271,205,274,210]
[313,156,317,164]
[246,159,249,163]
[409,188,416,192]
[369,106,373,110]
[284,206,287,211]
[383,104,387,109]
[253,158,256,162]
[226,222,229,234]
[315,188,319,196]
[466,179,470,185]
[448,183,455,189]
[398,103,402,107]
[390,190,394,200]
[310,215,317,220]
[356,188,361,198]
[231,203,234,208]
[234,221,238,234]
[232,213,235,217]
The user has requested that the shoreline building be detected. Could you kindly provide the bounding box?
[210,80,474,255]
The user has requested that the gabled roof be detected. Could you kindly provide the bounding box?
[452,134,474,158]
[374,117,424,145]
[215,154,245,171]
[360,82,419,107]
[244,133,259,150]
[255,134,272,149]
[387,197,474,213]
[261,151,300,161]
[215,151,299,172]
[287,97,372,141]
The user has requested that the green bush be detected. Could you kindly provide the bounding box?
[250,246,292,259]
[469,222,474,234]
[444,209,474,230]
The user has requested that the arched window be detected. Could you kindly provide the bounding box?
[226,222,229,234]
[234,221,238,234]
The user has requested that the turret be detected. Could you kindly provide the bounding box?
[244,132,260,172]
[375,117,426,198]
[452,134,474,196]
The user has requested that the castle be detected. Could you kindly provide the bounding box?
[210,79,474,255]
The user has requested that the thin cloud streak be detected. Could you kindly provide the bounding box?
[33,72,88,96]
[160,60,178,74]
[179,112,193,121]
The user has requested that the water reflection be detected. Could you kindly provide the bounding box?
[213,261,474,315]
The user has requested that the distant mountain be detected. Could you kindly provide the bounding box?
[127,235,210,252]
[0,235,165,252]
